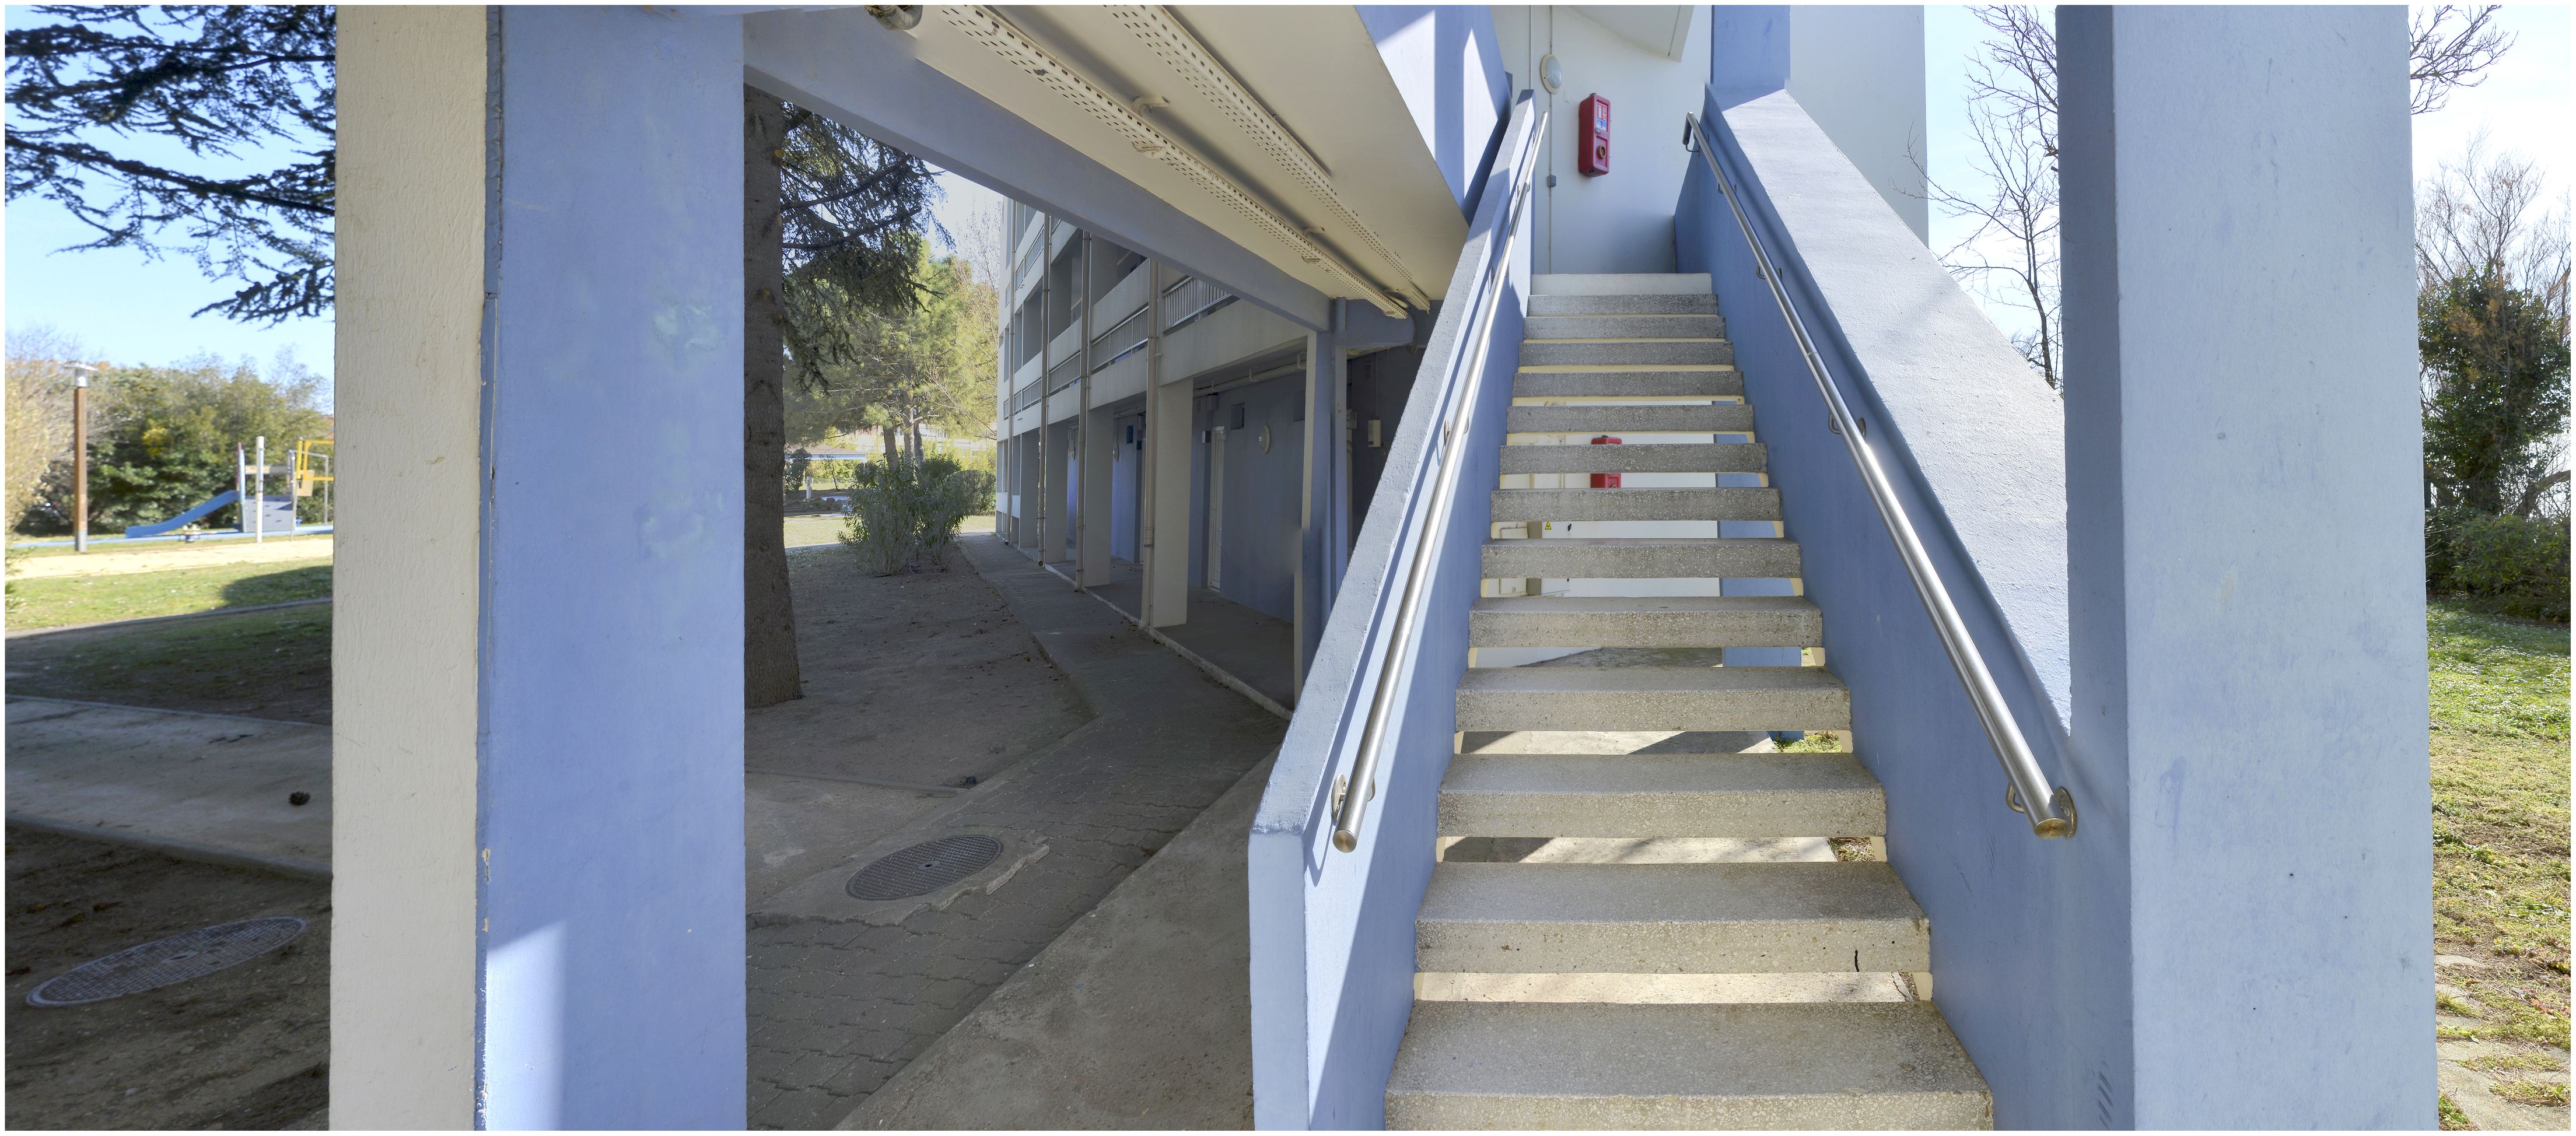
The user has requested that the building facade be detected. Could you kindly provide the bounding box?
[332,5,2428,1129]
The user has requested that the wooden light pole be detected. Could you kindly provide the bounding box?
[68,363,93,553]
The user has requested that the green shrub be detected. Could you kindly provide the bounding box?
[2429,507,2571,623]
[839,458,993,575]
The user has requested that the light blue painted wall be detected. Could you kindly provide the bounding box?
[1678,88,2120,1128]
[1216,373,1308,623]
[1357,5,1507,215]
[1681,4,2427,1118]
[1112,410,1143,562]
[1706,5,1928,243]
[478,8,746,1127]
[1250,93,1538,1130]
[2059,8,2430,1127]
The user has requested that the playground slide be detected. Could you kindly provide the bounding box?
[124,490,239,538]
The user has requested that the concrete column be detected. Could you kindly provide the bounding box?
[2060,6,2427,1127]
[1079,404,1115,585]
[1294,325,1345,693]
[1013,427,1039,552]
[1041,419,1072,563]
[336,6,746,1128]
[1143,263,1194,626]
[333,9,484,1125]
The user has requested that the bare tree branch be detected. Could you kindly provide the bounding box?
[2410,5,2516,115]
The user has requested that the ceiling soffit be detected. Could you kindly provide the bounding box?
[911,5,1469,308]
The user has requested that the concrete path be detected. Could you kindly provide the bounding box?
[4,696,331,877]
[745,534,1286,1128]
[838,757,1269,1130]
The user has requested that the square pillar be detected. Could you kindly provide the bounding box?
[1041,418,1073,563]
[1295,324,1345,693]
[2060,6,2427,1127]
[335,7,746,1128]
[1143,262,1193,626]
[1079,404,1115,585]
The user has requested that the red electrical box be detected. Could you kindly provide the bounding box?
[1577,93,1611,176]
[1590,434,1622,488]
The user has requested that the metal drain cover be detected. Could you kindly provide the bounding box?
[26,916,307,1007]
[848,835,1005,900]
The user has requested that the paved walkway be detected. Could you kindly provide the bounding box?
[744,533,1286,1128]
[4,697,331,876]
[839,755,1269,1130]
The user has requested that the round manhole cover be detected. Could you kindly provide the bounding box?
[26,916,308,1008]
[848,835,1005,900]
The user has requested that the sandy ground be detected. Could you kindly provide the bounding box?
[8,537,334,580]
[744,542,1091,902]
[4,828,329,1131]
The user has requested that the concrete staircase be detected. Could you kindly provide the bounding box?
[1383,274,1993,1129]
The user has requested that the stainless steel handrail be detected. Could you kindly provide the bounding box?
[1329,107,1548,854]
[1682,112,2074,839]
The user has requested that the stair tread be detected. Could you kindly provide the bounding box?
[1460,665,1846,695]
[1513,369,1743,399]
[1456,665,1851,731]
[1528,292,1721,316]
[1528,314,1726,339]
[1386,1001,1992,1130]
[1532,272,1712,295]
[1472,595,1817,617]
[1497,441,1766,474]
[1440,753,1884,837]
[1420,860,1924,936]
[1508,404,1755,433]
[1520,340,1734,366]
[1482,537,1803,581]
[1490,487,1780,523]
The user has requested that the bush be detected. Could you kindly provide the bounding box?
[2429,506,2571,623]
[839,458,993,575]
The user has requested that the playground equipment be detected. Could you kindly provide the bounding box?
[121,436,331,539]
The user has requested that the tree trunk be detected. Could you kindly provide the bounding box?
[744,88,803,708]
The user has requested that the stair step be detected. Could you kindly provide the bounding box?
[1416,861,1927,973]
[1482,537,1801,580]
[1528,292,1720,316]
[1520,339,1733,367]
[1527,314,1726,339]
[1385,1001,1993,1130]
[1508,404,1754,434]
[1469,595,1819,647]
[1532,272,1712,296]
[1438,753,1882,837]
[1514,367,1741,398]
[1456,665,1850,732]
[1498,441,1766,475]
[1492,488,1779,523]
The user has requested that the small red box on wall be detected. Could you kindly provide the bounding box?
[1577,93,1611,176]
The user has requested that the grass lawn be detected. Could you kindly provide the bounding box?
[2427,599,2570,1051]
[5,605,333,724]
[4,561,331,630]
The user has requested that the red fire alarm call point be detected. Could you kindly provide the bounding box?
[1577,93,1611,176]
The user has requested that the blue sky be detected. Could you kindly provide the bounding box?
[7,6,2570,388]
